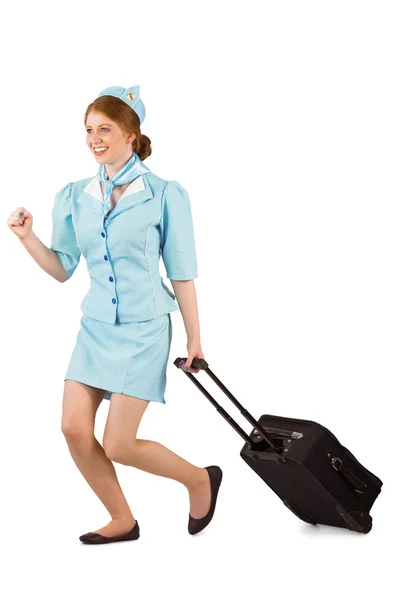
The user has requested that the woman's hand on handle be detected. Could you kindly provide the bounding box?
[7,207,33,240]
[180,339,205,374]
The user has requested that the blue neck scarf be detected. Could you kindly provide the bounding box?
[98,152,150,217]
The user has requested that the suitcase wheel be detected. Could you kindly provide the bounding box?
[336,507,373,534]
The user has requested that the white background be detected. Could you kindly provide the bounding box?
[1,0,398,598]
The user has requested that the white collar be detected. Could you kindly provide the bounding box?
[83,174,146,203]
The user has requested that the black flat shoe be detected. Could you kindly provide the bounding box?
[79,520,140,544]
[188,465,223,535]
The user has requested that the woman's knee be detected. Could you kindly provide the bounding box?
[61,380,104,442]
[102,393,148,461]
[103,436,139,464]
[61,420,94,444]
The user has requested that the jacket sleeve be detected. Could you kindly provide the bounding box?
[160,180,198,281]
[49,182,81,279]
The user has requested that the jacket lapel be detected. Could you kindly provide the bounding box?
[77,172,153,218]
[109,174,153,219]
[76,176,104,214]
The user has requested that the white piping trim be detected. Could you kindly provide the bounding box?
[144,214,162,316]
[159,182,169,248]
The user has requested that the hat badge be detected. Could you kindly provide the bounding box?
[126,92,136,102]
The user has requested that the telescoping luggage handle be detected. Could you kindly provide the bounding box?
[174,357,300,453]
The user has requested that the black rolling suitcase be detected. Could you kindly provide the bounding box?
[174,357,383,533]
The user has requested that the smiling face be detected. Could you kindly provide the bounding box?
[85,111,136,166]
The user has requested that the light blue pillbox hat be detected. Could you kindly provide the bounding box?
[97,85,146,125]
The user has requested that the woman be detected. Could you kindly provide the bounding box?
[7,84,223,544]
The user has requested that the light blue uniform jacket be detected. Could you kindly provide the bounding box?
[50,160,198,324]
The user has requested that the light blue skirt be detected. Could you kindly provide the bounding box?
[64,313,172,403]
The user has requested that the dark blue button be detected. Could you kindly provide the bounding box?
[109,276,114,282]
[101,232,106,237]
[104,255,108,261]
[112,298,116,304]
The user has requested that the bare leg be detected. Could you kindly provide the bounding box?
[61,381,136,537]
[103,393,212,522]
